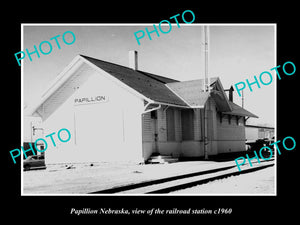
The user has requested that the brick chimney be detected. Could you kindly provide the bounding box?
[225,86,234,102]
[129,50,138,70]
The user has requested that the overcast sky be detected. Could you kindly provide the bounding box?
[23,24,275,126]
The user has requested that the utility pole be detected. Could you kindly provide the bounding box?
[204,25,209,92]
[203,25,209,160]
[242,89,244,108]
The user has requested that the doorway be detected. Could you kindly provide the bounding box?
[150,110,158,153]
[181,109,194,141]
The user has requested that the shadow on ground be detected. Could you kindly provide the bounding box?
[179,152,247,162]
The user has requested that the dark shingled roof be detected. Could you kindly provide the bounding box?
[27,54,258,120]
[167,78,217,108]
[80,55,258,118]
[223,101,259,118]
[81,55,188,107]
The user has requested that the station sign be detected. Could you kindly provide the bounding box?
[74,95,108,106]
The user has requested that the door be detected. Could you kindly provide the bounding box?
[150,110,158,153]
[181,109,194,141]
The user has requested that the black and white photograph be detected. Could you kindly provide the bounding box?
[4,5,298,220]
[21,24,276,195]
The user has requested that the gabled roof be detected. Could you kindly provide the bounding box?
[27,54,258,120]
[166,79,215,108]
[81,55,188,107]
[166,77,232,111]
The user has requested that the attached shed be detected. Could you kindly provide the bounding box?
[27,52,258,164]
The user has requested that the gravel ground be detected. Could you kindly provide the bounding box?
[22,161,236,194]
[172,166,275,195]
[22,160,274,195]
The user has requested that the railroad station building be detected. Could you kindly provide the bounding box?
[26,51,258,164]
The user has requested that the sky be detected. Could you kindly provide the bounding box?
[23,24,275,126]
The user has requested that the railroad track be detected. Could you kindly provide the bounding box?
[89,160,274,194]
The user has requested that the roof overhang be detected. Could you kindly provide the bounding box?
[222,101,259,118]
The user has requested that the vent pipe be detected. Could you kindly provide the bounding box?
[203,25,210,160]
[225,86,234,102]
[204,26,209,92]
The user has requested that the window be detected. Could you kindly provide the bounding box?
[238,116,244,126]
[181,109,194,140]
[151,110,157,119]
[166,108,175,141]
[218,112,223,123]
